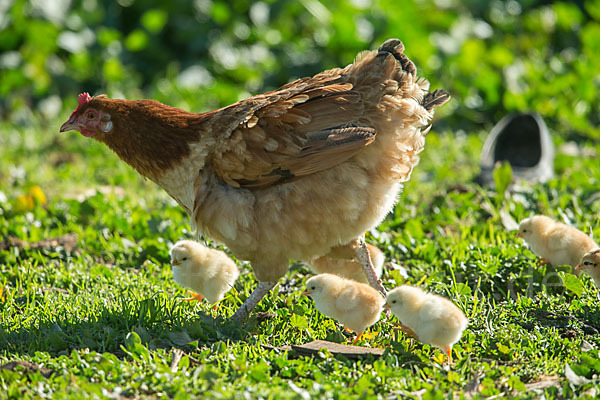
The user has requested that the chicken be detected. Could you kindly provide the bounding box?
[169,240,239,308]
[575,249,600,288]
[60,39,449,321]
[517,215,597,274]
[309,242,384,284]
[302,273,383,344]
[384,286,468,363]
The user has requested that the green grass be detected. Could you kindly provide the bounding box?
[1,116,600,399]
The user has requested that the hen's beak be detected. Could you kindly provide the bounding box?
[301,290,311,296]
[60,118,78,133]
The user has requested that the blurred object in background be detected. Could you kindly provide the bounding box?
[476,112,554,187]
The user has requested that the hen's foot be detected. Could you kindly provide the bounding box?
[229,281,277,322]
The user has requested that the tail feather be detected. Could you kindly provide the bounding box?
[378,39,416,77]
[421,89,451,111]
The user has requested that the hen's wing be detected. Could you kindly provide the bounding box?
[210,74,375,189]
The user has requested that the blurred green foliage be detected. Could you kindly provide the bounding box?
[1,0,599,137]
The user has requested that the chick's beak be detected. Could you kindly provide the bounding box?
[383,303,390,311]
[515,232,522,238]
[301,290,311,296]
[60,117,78,133]
[575,264,582,271]
[171,260,181,267]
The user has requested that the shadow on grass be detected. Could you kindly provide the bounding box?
[524,306,600,337]
[0,292,253,357]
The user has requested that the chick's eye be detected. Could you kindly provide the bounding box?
[391,300,397,304]
[311,286,315,290]
[182,257,188,261]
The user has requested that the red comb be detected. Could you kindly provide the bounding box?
[69,92,92,118]
[78,92,91,105]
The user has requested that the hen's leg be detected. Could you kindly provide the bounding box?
[230,281,277,322]
[356,236,387,297]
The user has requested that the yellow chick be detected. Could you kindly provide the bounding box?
[309,243,384,284]
[170,240,239,309]
[384,286,468,363]
[575,249,600,288]
[302,273,384,344]
[517,215,597,273]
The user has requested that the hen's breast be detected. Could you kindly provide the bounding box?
[154,139,214,214]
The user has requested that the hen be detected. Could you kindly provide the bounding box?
[60,39,449,321]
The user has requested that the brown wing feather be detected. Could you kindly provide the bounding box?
[211,80,376,189]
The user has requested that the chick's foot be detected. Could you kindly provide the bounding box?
[183,292,204,302]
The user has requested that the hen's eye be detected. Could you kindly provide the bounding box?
[87,112,96,120]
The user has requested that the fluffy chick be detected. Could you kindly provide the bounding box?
[575,249,600,288]
[309,243,384,284]
[170,240,239,308]
[384,286,468,363]
[303,273,384,344]
[517,215,597,274]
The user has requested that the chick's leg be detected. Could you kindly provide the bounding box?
[393,323,418,339]
[356,236,387,297]
[445,346,453,364]
[230,281,277,322]
[351,332,364,345]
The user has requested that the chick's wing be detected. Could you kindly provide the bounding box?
[415,297,447,341]
[335,285,362,313]
[211,75,375,189]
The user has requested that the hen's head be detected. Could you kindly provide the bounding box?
[60,93,114,139]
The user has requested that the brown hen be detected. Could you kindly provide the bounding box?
[60,39,449,321]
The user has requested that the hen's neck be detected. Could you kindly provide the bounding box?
[98,100,210,179]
